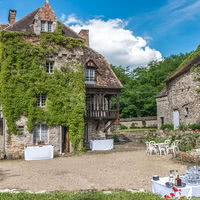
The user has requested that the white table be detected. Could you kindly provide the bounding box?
[152,177,200,198]
[24,145,54,161]
[89,140,114,151]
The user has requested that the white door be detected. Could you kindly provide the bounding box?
[173,111,180,130]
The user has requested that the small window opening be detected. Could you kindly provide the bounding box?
[36,94,46,107]
[161,117,164,126]
[17,126,24,134]
[46,61,54,73]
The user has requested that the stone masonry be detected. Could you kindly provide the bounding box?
[157,70,200,128]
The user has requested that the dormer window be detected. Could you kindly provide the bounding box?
[48,22,53,32]
[41,21,46,32]
[85,68,96,83]
[85,60,97,84]
[46,61,54,74]
[41,21,53,33]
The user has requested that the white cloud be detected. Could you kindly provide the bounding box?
[62,14,82,25]
[64,16,162,67]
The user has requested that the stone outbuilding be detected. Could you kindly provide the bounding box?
[156,51,200,129]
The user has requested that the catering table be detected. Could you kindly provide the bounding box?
[89,140,114,151]
[24,145,54,161]
[152,177,200,198]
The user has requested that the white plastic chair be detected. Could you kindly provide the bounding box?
[146,141,158,155]
[158,143,168,155]
[166,140,180,155]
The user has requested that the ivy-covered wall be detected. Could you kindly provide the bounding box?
[0,30,86,152]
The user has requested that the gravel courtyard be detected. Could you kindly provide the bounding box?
[0,150,185,192]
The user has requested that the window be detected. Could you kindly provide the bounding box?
[36,94,46,107]
[161,117,164,125]
[46,61,54,73]
[17,126,24,135]
[33,124,48,144]
[48,22,53,32]
[41,21,46,32]
[85,68,96,83]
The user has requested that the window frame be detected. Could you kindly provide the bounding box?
[41,20,46,32]
[46,61,54,74]
[85,67,96,84]
[48,21,53,32]
[33,124,49,145]
[36,94,46,107]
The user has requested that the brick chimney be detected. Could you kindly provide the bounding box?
[8,9,17,25]
[79,29,89,47]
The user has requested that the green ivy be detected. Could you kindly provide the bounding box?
[0,30,86,152]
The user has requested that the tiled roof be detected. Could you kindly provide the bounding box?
[0,24,9,30]
[166,54,200,83]
[83,47,123,89]
[5,8,40,33]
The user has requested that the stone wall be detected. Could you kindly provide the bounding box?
[87,120,106,140]
[0,135,4,159]
[120,117,157,128]
[157,70,200,128]
[4,116,61,159]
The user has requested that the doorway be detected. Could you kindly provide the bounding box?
[62,127,70,153]
[173,111,180,130]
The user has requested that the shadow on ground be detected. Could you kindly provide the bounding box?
[0,168,19,182]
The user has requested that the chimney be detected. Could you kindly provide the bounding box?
[8,9,17,25]
[79,29,89,47]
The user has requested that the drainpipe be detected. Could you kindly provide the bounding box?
[3,119,6,158]
[59,126,62,154]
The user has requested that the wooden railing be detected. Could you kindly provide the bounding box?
[86,110,118,120]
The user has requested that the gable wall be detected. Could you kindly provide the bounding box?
[157,70,200,128]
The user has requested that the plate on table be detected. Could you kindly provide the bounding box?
[165,182,186,188]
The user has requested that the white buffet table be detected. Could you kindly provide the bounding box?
[152,177,200,198]
[89,140,114,151]
[24,145,54,161]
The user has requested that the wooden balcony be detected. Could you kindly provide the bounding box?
[86,110,118,120]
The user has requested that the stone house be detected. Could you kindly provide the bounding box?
[156,51,200,129]
[0,0,122,159]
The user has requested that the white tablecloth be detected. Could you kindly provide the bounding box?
[24,145,54,161]
[152,177,200,198]
[89,140,114,151]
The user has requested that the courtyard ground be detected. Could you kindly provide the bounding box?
[0,148,186,193]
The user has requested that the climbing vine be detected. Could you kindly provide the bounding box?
[0,28,86,152]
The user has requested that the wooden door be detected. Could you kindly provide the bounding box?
[62,127,70,153]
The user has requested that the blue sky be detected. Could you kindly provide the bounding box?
[1,0,200,67]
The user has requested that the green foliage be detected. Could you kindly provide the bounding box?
[113,134,120,143]
[144,136,166,143]
[0,192,170,200]
[120,124,128,130]
[187,124,200,130]
[0,30,86,152]
[160,124,174,130]
[112,54,188,118]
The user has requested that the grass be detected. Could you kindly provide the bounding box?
[113,128,157,133]
[0,192,199,200]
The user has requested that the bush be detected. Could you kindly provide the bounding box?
[113,135,120,143]
[187,124,200,130]
[144,136,166,143]
[160,124,174,130]
[130,123,136,129]
[120,124,128,130]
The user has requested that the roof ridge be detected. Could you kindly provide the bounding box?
[4,8,40,30]
[61,22,80,38]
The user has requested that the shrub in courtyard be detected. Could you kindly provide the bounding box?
[160,124,174,130]
[120,124,128,130]
[176,151,200,164]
